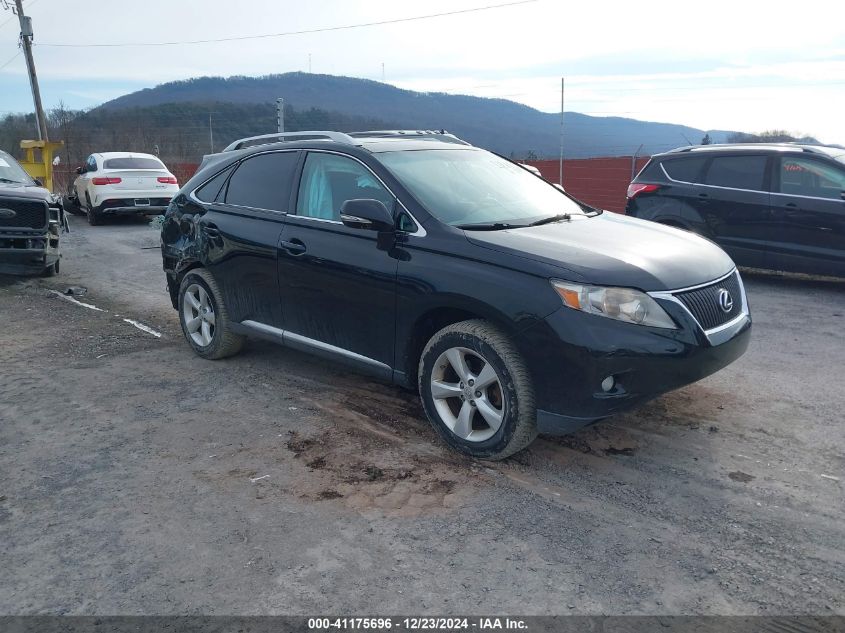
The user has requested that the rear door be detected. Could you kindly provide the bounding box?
[768,155,845,276]
[697,154,771,267]
[198,150,301,327]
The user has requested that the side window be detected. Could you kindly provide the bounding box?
[194,165,234,203]
[662,156,707,183]
[635,160,665,182]
[779,157,845,200]
[704,156,767,191]
[296,153,393,221]
[224,151,299,211]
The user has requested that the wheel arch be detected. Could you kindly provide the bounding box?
[397,297,522,389]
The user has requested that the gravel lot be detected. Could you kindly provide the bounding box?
[1,214,843,615]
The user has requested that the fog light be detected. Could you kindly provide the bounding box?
[601,375,616,392]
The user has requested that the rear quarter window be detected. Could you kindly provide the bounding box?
[635,160,666,182]
[662,156,708,183]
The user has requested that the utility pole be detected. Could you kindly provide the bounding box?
[277,98,285,133]
[558,77,564,186]
[208,112,214,153]
[11,0,48,141]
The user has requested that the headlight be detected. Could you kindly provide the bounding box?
[551,280,677,329]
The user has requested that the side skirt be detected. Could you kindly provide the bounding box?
[238,320,394,381]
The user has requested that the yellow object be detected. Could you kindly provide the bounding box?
[18,139,64,193]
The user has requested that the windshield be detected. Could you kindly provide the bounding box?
[0,151,35,185]
[378,149,586,227]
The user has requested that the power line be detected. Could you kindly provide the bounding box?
[37,0,538,48]
[0,49,21,71]
[0,0,38,31]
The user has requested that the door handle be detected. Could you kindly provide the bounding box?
[697,193,709,199]
[280,238,307,255]
[785,202,799,209]
[201,224,220,238]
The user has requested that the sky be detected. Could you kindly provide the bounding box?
[1,0,844,144]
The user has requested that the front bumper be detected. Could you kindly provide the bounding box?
[0,241,59,274]
[516,300,751,435]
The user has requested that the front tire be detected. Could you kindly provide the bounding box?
[178,269,244,360]
[418,319,537,460]
[41,259,59,277]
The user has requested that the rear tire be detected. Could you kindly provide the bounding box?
[85,194,102,226]
[178,268,244,360]
[418,319,537,460]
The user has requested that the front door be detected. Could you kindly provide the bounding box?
[277,151,399,375]
[768,155,845,276]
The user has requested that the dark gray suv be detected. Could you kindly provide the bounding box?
[626,143,845,278]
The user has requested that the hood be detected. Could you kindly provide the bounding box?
[0,182,52,202]
[465,212,735,291]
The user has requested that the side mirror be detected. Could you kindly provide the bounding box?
[340,199,395,231]
[33,177,43,186]
[75,166,84,175]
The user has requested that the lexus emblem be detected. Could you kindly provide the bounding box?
[0,208,16,219]
[718,288,733,313]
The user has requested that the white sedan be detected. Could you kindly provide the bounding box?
[70,152,179,225]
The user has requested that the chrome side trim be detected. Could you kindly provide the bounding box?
[648,268,749,342]
[240,320,391,372]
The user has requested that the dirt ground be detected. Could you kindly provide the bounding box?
[1,214,843,615]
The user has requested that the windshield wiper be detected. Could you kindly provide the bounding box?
[455,222,526,231]
[0,177,24,184]
[528,213,571,226]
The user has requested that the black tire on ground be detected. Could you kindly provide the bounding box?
[177,268,244,360]
[63,195,82,215]
[418,319,537,460]
[85,194,102,226]
[41,259,59,277]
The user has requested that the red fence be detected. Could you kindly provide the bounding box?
[51,157,648,215]
[527,156,650,213]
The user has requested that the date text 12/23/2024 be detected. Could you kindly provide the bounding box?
[308,618,528,630]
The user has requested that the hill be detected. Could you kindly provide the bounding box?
[99,73,735,158]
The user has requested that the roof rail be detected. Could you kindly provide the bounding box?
[348,130,469,145]
[666,142,829,155]
[222,131,356,152]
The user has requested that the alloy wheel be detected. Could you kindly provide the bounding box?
[182,283,216,347]
[430,346,505,442]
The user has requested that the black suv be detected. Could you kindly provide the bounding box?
[0,149,66,276]
[626,143,845,278]
[161,130,751,459]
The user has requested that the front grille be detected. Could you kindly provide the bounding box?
[0,198,49,230]
[674,271,744,331]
